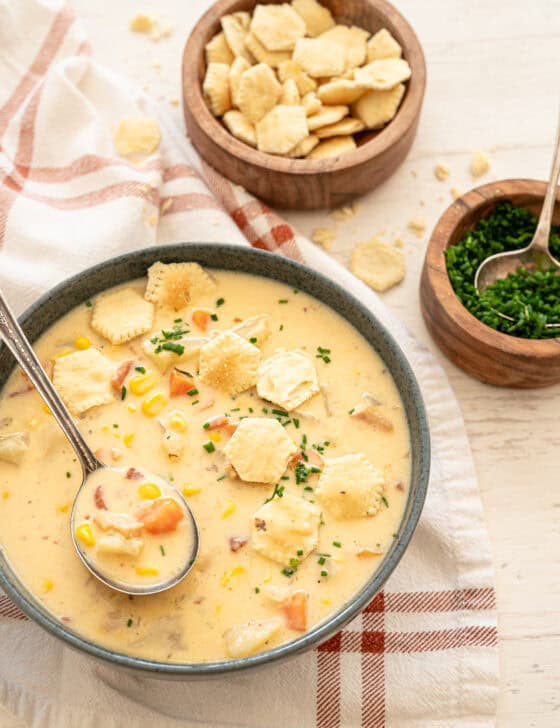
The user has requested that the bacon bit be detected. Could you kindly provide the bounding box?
[126,467,143,480]
[193,596,205,605]
[283,590,309,631]
[254,518,266,532]
[395,481,404,492]
[197,399,215,412]
[229,536,248,552]
[169,368,195,397]
[111,360,133,391]
[94,485,107,510]
[60,616,72,622]
[356,548,384,558]
[192,309,211,331]
[95,448,109,463]
[233,317,242,323]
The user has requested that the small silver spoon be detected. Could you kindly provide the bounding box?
[0,289,199,595]
[474,113,560,329]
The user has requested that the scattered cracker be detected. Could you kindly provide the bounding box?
[229,57,251,107]
[113,117,161,156]
[302,91,322,116]
[316,454,385,519]
[354,58,411,90]
[230,314,272,346]
[129,14,156,33]
[351,84,405,129]
[311,226,336,250]
[292,0,335,37]
[251,493,320,562]
[306,135,356,159]
[224,418,297,484]
[198,331,260,395]
[470,150,490,178]
[434,162,450,181]
[351,237,405,292]
[91,288,154,345]
[205,31,235,65]
[145,261,216,309]
[250,4,306,51]
[407,217,426,237]
[257,349,320,411]
[293,37,346,78]
[256,105,308,155]
[317,79,367,105]
[53,348,115,415]
[330,202,359,221]
[366,28,402,62]
[238,63,282,124]
[203,62,232,117]
[320,25,369,70]
[450,186,462,199]
[281,78,301,105]
[221,12,253,61]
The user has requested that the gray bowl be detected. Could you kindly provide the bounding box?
[0,244,430,678]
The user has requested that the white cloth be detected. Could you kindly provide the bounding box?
[0,2,499,726]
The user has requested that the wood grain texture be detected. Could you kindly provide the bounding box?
[181,0,426,209]
[420,179,560,388]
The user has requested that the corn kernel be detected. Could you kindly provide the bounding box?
[75,523,95,547]
[2,490,10,500]
[43,404,52,416]
[56,503,70,513]
[138,483,161,499]
[221,502,236,519]
[135,566,159,576]
[129,372,157,396]
[123,433,135,448]
[215,604,222,616]
[42,578,54,593]
[263,570,272,584]
[321,598,331,606]
[27,418,38,429]
[208,431,221,443]
[220,565,245,586]
[141,393,167,417]
[74,336,91,350]
[182,486,201,497]
[101,425,110,433]
[168,411,187,432]
[127,404,137,413]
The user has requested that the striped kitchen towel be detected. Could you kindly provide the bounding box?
[0,1,498,726]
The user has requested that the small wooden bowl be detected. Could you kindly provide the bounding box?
[420,179,560,388]
[182,0,426,210]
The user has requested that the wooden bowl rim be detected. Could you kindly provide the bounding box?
[425,178,560,356]
[182,0,427,176]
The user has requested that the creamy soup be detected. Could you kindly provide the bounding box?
[0,264,410,663]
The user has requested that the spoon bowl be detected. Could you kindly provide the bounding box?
[0,290,199,596]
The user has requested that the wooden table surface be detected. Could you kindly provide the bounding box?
[40,1,560,724]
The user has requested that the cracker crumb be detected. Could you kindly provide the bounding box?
[410,169,418,177]
[330,202,360,222]
[153,61,161,70]
[168,97,179,106]
[470,150,489,178]
[311,227,336,250]
[450,186,462,200]
[129,13,156,33]
[161,23,173,38]
[434,162,450,181]
[146,215,157,226]
[407,217,426,237]
[394,237,404,248]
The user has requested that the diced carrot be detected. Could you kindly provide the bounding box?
[356,548,383,558]
[224,422,238,437]
[282,590,309,631]
[169,368,195,397]
[192,310,210,331]
[137,497,184,534]
[125,467,144,480]
[95,448,108,463]
[94,485,107,510]
[111,360,133,391]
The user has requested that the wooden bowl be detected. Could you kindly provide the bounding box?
[420,179,560,388]
[182,0,426,210]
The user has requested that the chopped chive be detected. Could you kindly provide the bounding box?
[381,496,389,508]
[85,300,93,308]
[297,549,303,556]
[112,424,119,429]
[191,400,199,405]
[262,407,268,414]
[280,475,289,481]
[174,318,182,323]
[187,388,199,396]
[289,557,299,569]
[249,337,257,343]
[318,556,326,566]
[320,570,328,577]
[304,486,314,492]
[293,418,300,429]
[264,483,284,503]
[127,618,133,627]
[203,441,215,453]
[278,299,289,304]
[121,385,127,401]
[66,471,71,479]
[248,407,254,413]
[255,587,260,594]
[332,541,342,548]
[348,408,355,415]
[271,408,289,417]
[203,422,210,429]
[230,407,240,412]
[282,567,294,577]
[135,366,146,374]
[279,324,284,331]
[160,545,166,556]
[216,297,225,307]
[210,313,218,321]
[216,474,226,481]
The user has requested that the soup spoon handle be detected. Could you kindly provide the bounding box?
[0,289,99,474]
[531,110,560,254]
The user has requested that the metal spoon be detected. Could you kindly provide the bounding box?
[474,113,560,329]
[0,289,199,595]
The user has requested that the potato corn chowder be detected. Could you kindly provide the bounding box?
[0,262,410,663]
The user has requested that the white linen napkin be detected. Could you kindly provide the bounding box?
[0,2,499,726]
